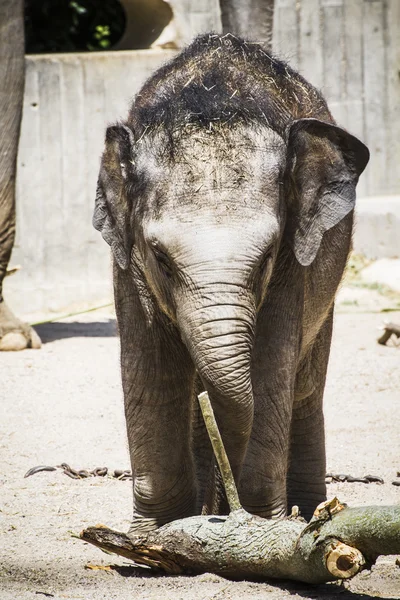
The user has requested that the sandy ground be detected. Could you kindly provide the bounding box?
[1,290,399,600]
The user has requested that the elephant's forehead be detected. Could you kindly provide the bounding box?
[146,217,280,251]
[138,122,286,213]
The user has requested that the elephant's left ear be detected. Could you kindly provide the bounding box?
[286,118,369,266]
[93,124,136,270]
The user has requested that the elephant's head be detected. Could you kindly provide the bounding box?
[94,118,368,475]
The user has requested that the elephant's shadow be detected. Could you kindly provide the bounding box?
[35,319,117,343]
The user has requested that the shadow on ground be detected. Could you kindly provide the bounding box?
[110,566,395,600]
[280,580,393,600]
[35,320,117,343]
[2,559,395,600]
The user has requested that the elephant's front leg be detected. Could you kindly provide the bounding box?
[287,311,333,520]
[240,282,302,519]
[115,268,197,535]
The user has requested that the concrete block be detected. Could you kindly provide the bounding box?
[353,196,400,259]
[7,50,174,320]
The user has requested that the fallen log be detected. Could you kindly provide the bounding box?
[81,501,400,583]
[80,392,400,584]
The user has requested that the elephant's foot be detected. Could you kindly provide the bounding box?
[287,482,327,522]
[128,484,198,538]
[243,502,287,520]
[0,300,41,351]
[128,515,163,538]
[239,475,288,520]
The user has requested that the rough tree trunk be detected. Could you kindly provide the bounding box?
[81,503,400,583]
[81,393,400,584]
[0,0,41,351]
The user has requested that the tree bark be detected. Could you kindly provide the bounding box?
[81,501,400,584]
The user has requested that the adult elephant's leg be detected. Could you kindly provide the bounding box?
[0,0,41,351]
[240,257,303,519]
[287,311,334,520]
[219,0,274,50]
[115,265,197,535]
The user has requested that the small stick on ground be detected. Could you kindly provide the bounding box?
[378,322,400,345]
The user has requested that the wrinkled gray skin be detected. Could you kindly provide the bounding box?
[220,0,274,49]
[94,37,369,534]
[0,0,41,351]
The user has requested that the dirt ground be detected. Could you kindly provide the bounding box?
[1,288,399,600]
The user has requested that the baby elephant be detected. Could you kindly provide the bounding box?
[94,33,369,534]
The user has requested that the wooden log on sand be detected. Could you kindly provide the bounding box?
[80,392,400,584]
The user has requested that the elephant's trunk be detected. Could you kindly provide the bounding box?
[177,284,256,482]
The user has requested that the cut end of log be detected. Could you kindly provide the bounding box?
[326,541,365,579]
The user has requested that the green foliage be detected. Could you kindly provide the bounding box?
[24,0,126,53]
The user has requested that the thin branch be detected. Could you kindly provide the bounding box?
[197,391,241,512]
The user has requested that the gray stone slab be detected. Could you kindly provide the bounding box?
[360,258,400,293]
[353,196,400,260]
[7,50,174,320]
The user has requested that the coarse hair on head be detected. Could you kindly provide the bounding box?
[127,33,331,142]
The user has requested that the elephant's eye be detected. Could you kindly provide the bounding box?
[151,244,174,278]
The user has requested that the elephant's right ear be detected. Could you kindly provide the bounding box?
[93,124,135,270]
[286,118,369,266]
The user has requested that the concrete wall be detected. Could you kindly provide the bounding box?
[273,0,400,199]
[5,0,400,317]
[167,0,221,45]
[6,50,174,318]
[353,196,400,259]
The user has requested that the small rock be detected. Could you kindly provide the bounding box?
[0,332,28,351]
